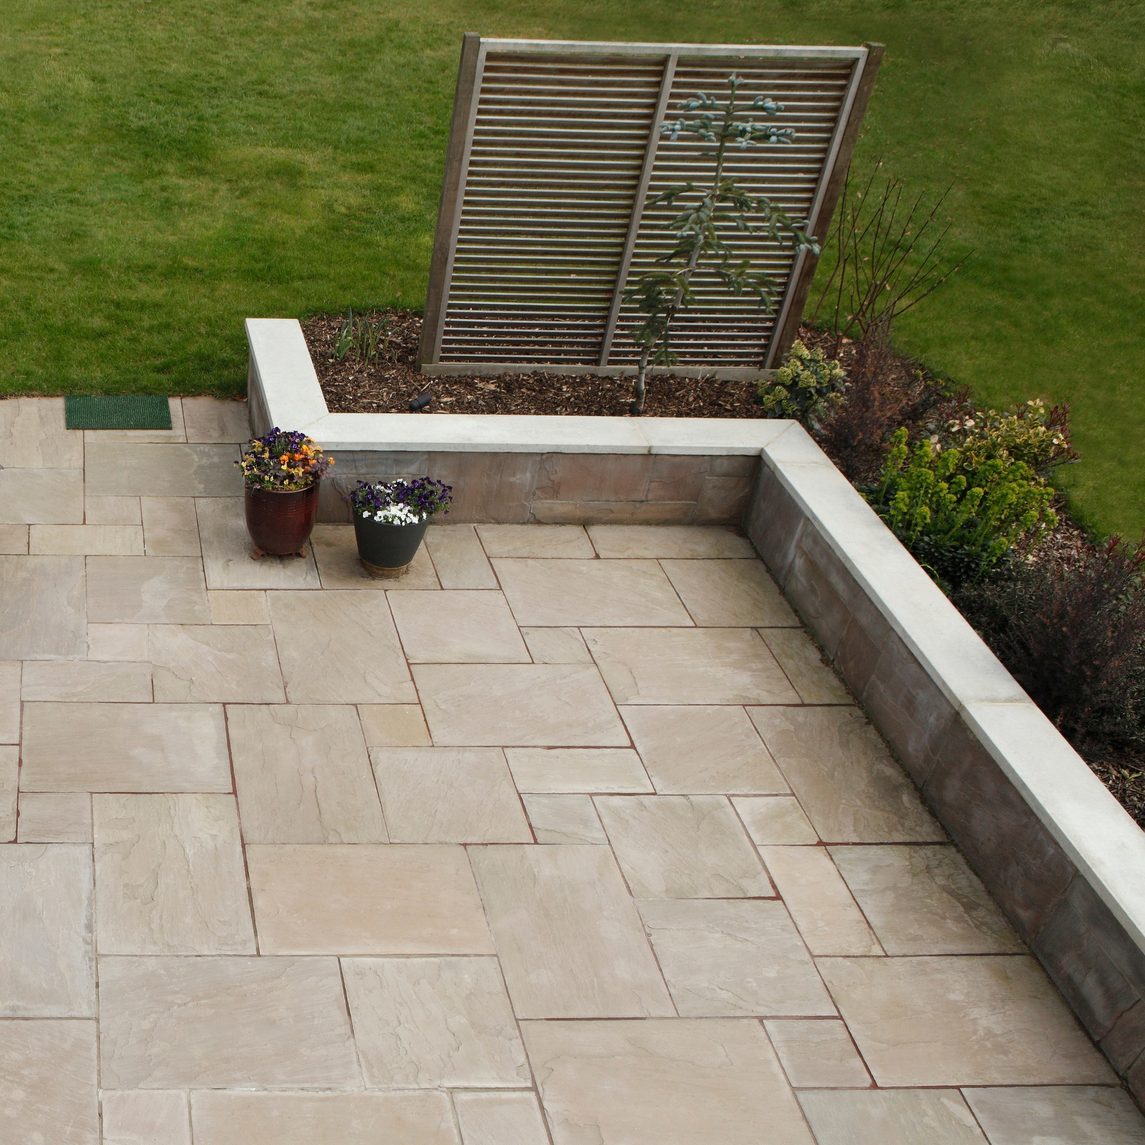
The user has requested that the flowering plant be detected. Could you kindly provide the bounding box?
[238,428,333,492]
[350,477,453,525]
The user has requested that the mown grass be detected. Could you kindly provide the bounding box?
[1,0,1141,536]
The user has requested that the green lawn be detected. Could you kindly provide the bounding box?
[1,0,1142,537]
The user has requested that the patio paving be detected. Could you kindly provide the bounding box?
[0,396,1143,1143]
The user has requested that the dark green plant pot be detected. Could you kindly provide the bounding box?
[352,515,430,578]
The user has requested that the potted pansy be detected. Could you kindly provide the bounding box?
[349,477,452,577]
[237,428,333,557]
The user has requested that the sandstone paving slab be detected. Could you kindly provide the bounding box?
[415,663,627,747]
[21,702,231,792]
[311,524,440,590]
[0,661,16,742]
[0,397,83,467]
[343,956,530,1087]
[196,498,320,589]
[0,1020,98,1144]
[523,793,607,843]
[732,794,819,844]
[452,1091,550,1145]
[424,524,498,588]
[85,441,238,496]
[520,625,592,663]
[585,627,800,705]
[494,557,693,627]
[0,746,15,840]
[469,844,672,1019]
[477,523,594,557]
[587,524,755,558]
[102,1090,189,1145]
[0,844,95,1015]
[86,555,209,624]
[760,627,851,704]
[817,955,1116,1086]
[87,623,150,661]
[0,467,83,523]
[749,706,946,843]
[830,844,1024,955]
[247,844,494,955]
[759,845,882,956]
[99,955,359,1089]
[763,1019,872,1087]
[639,899,835,1017]
[228,704,387,843]
[962,1085,1145,1144]
[596,794,772,899]
[17,792,92,842]
[522,1018,814,1145]
[94,794,255,955]
[20,659,152,702]
[506,747,652,793]
[389,590,530,662]
[271,590,415,703]
[0,523,28,552]
[29,523,143,554]
[0,554,86,657]
[190,1091,459,1145]
[207,589,269,624]
[141,497,201,556]
[797,1089,988,1145]
[150,624,285,703]
[621,704,788,794]
[182,395,250,442]
[371,747,530,843]
[661,558,799,627]
[358,703,431,747]
[85,495,142,525]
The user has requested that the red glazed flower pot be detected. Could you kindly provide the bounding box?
[244,482,321,556]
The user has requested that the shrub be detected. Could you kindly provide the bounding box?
[758,339,845,429]
[957,538,1145,760]
[869,427,1057,590]
[941,398,1077,478]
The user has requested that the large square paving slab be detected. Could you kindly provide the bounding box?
[0,554,86,658]
[660,557,798,626]
[389,590,530,662]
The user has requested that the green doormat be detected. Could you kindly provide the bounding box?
[65,395,172,430]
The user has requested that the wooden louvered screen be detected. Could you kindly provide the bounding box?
[421,37,882,377]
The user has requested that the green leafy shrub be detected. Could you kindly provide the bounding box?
[870,427,1057,590]
[941,398,1077,478]
[758,339,845,429]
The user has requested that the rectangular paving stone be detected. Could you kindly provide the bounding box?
[87,623,150,661]
[0,662,16,742]
[191,1092,459,1145]
[141,497,201,556]
[182,396,250,442]
[760,627,851,704]
[759,845,881,956]
[208,589,269,624]
[0,397,83,467]
[0,1020,98,1144]
[763,1019,871,1087]
[0,747,15,840]
[86,555,209,623]
[358,703,431,747]
[506,747,653,792]
[522,1019,814,1145]
[831,844,1023,955]
[228,705,387,843]
[621,705,788,793]
[415,664,627,747]
[311,524,440,590]
[99,956,359,1089]
[639,899,834,1017]
[588,524,756,558]
[20,660,152,702]
[343,957,530,1086]
[962,1085,1145,1144]
[0,844,95,1016]
[372,747,530,842]
[661,558,799,626]
[521,625,592,663]
[150,624,285,702]
[524,793,607,843]
[390,590,530,662]
[247,844,494,954]
[585,628,800,705]
[270,590,415,703]
[749,706,945,842]
[197,498,321,589]
[453,1092,549,1145]
[29,524,144,554]
[817,955,1116,1086]
[0,523,28,552]
[733,795,819,844]
[85,496,141,525]
[0,554,86,657]
[477,523,594,557]
[21,702,231,792]
[102,1091,190,1145]
[85,441,239,496]
[424,524,498,588]
[596,795,772,899]
[798,1090,988,1145]
[495,558,693,627]
[16,792,92,842]
[0,468,83,523]
[469,844,672,1019]
[94,795,255,955]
